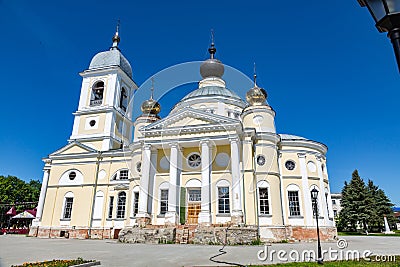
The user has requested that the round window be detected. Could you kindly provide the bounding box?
[89,120,96,127]
[256,155,266,166]
[136,162,142,173]
[69,171,76,180]
[188,153,201,168]
[285,160,296,171]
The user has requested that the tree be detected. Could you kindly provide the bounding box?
[0,175,41,204]
[366,180,395,231]
[338,170,371,231]
[337,170,396,232]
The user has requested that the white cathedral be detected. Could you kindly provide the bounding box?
[30,29,337,242]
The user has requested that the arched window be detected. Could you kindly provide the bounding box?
[216,179,230,214]
[62,192,74,219]
[287,184,301,217]
[257,181,270,215]
[116,192,126,219]
[119,87,128,112]
[90,81,104,106]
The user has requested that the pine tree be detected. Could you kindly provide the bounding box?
[367,180,395,231]
[338,170,371,231]
[337,170,396,232]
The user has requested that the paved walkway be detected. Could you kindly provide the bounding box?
[0,235,399,266]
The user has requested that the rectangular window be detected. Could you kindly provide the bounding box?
[108,196,114,219]
[63,197,73,219]
[259,188,270,215]
[288,191,301,216]
[188,189,201,202]
[117,193,126,219]
[133,192,139,217]
[332,199,336,205]
[218,187,230,214]
[160,189,168,215]
[119,170,129,180]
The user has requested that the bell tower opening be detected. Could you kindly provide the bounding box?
[90,81,104,106]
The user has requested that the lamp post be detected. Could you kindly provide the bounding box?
[311,187,323,264]
[357,0,400,72]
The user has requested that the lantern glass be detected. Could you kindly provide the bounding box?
[365,0,387,22]
[386,0,400,13]
[311,188,319,200]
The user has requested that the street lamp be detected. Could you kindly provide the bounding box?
[358,0,400,72]
[311,187,323,265]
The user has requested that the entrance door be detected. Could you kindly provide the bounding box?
[187,189,201,224]
[187,203,201,224]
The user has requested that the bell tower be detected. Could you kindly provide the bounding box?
[69,27,138,151]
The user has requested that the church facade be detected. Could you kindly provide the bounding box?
[30,30,337,242]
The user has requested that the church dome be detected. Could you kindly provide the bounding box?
[141,98,161,115]
[246,74,267,106]
[88,31,133,78]
[200,59,224,78]
[89,50,133,78]
[200,41,224,79]
[182,86,242,101]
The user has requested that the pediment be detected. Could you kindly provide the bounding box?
[141,107,240,134]
[50,141,98,156]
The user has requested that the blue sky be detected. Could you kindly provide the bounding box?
[0,1,399,205]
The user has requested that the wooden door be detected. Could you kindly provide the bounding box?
[187,203,201,224]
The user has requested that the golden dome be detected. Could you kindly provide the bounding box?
[141,98,161,115]
[246,73,267,106]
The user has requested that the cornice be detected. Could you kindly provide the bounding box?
[255,132,280,144]
[280,139,328,155]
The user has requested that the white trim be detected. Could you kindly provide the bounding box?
[185,178,201,188]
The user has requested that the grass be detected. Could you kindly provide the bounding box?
[338,231,400,237]
[11,258,95,267]
[251,255,400,266]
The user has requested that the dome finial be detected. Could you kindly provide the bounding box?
[208,29,216,59]
[246,64,267,106]
[111,19,121,50]
[253,62,258,87]
[141,76,161,116]
[150,76,155,100]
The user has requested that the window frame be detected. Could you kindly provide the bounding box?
[258,187,270,215]
[119,87,128,112]
[116,192,127,219]
[108,196,114,219]
[288,190,301,217]
[90,81,105,106]
[217,186,230,214]
[63,196,74,220]
[160,189,168,215]
[133,191,139,217]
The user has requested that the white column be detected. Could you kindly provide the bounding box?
[33,165,51,225]
[147,150,157,214]
[198,140,211,224]
[230,138,243,223]
[277,153,287,225]
[298,153,313,226]
[316,156,329,226]
[137,144,151,221]
[166,143,179,225]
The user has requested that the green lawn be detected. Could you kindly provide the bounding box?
[251,255,400,266]
[11,258,96,267]
[338,231,400,237]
